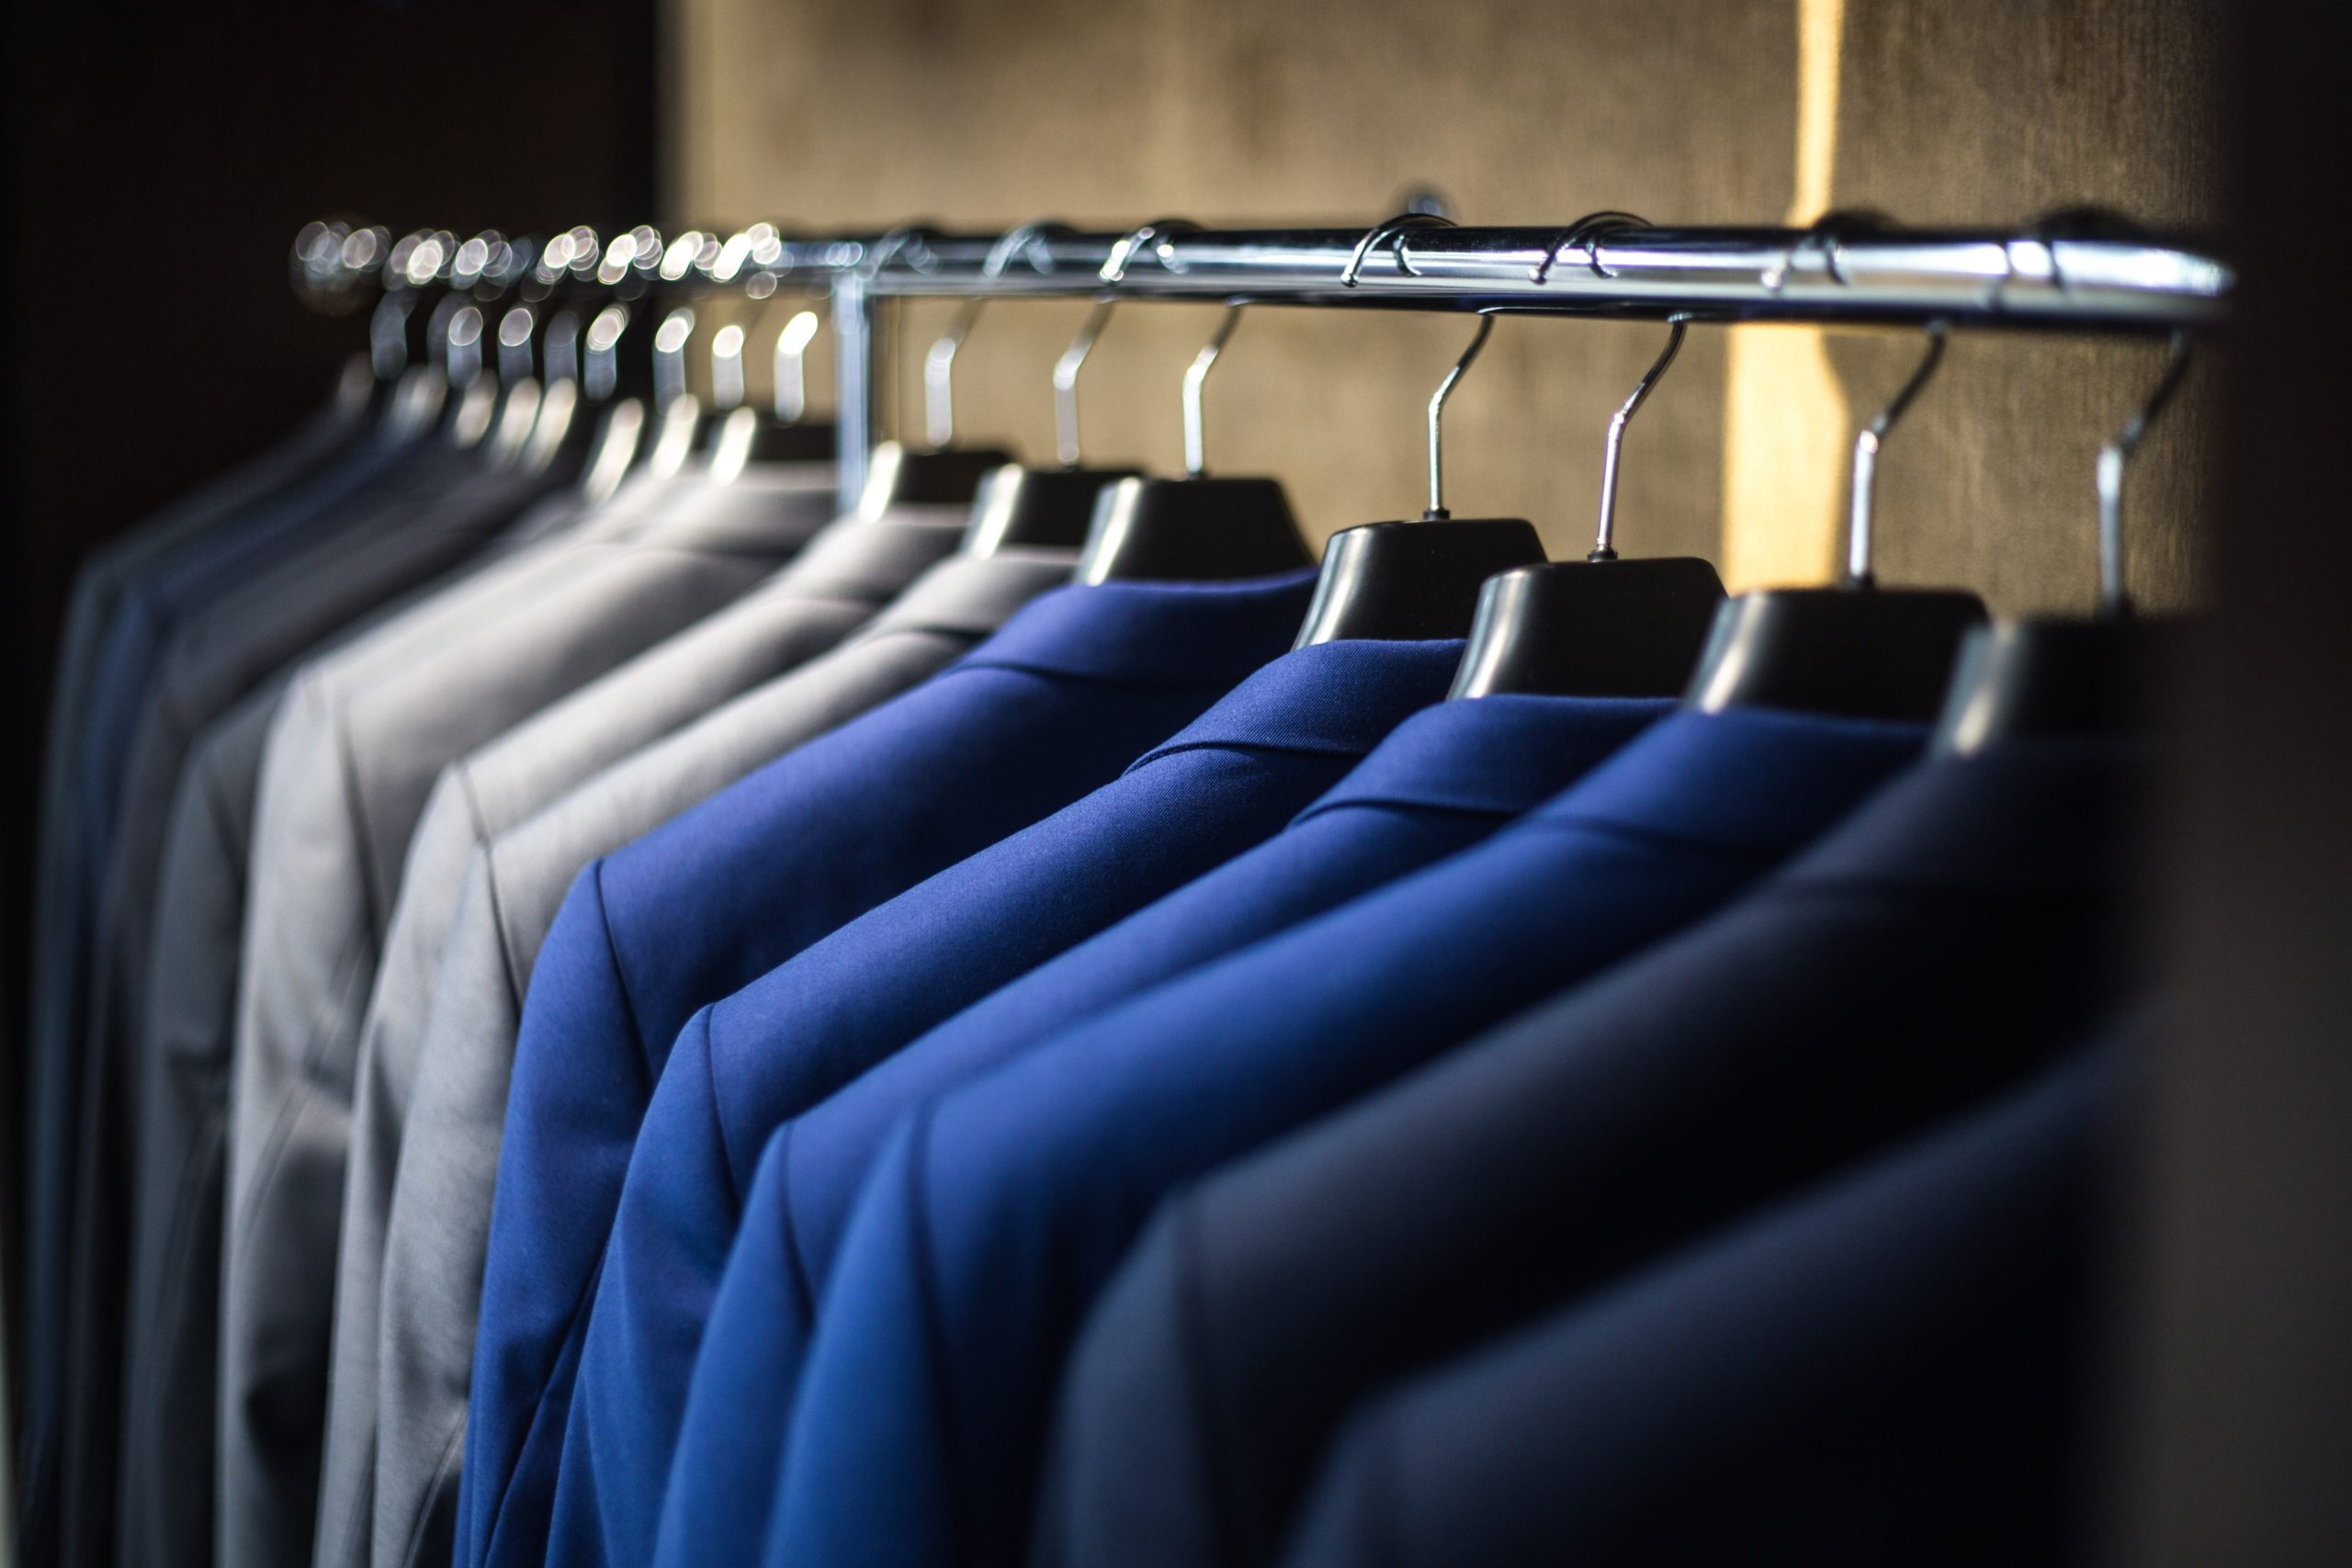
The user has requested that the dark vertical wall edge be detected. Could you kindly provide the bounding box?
[2129,0,2352,1562]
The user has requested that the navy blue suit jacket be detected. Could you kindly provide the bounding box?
[1039,739,2143,1568]
[1283,1040,2120,1568]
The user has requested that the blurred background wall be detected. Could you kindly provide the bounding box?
[671,0,2222,615]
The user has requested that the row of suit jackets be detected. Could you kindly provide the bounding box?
[24,369,2142,1568]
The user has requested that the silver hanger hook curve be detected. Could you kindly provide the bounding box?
[1532,209,1648,286]
[772,309,821,424]
[1593,313,1690,559]
[858,224,945,282]
[1848,320,1950,585]
[2098,332,2193,618]
[1100,219,1201,286]
[1342,211,1455,289]
[922,302,983,448]
[1424,314,1497,518]
[987,220,1071,280]
[651,306,697,407]
[1054,300,1114,467]
[1985,209,2188,615]
[1763,209,1891,295]
[918,219,1073,450]
[1182,304,1245,478]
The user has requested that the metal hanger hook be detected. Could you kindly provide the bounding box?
[858,223,946,282]
[496,304,537,387]
[2097,332,2193,618]
[1342,211,1455,289]
[1980,210,2189,617]
[1054,299,1114,467]
[1182,304,1245,478]
[1593,313,1690,559]
[1763,209,1892,295]
[1100,218,1200,286]
[582,303,633,402]
[1424,314,1497,518]
[709,322,747,411]
[652,306,697,408]
[369,291,417,381]
[772,309,821,424]
[922,300,983,449]
[1847,320,1950,585]
[1532,210,1648,286]
[988,220,1072,280]
[446,303,486,390]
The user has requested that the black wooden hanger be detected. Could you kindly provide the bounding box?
[1934,331,2193,752]
[1684,315,1985,719]
[1295,216,1545,643]
[1449,300,1726,697]
[1076,297,1313,581]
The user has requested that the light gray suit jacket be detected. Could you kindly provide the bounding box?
[309,503,967,1568]
[218,466,836,1568]
[368,545,1079,1568]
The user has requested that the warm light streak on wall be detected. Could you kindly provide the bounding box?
[1720,0,1851,589]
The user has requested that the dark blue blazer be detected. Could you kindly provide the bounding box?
[1282,1040,2120,1568]
[544,637,1469,1568]
[17,401,376,1562]
[654,694,1673,1568]
[767,707,1927,1568]
[460,570,1317,1568]
[1038,739,2144,1568]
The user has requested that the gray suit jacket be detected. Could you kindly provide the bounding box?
[218,468,837,1568]
[309,503,965,1568]
[111,465,823,1568]
[369,545,1078,1568]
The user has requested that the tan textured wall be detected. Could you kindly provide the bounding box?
[670,0,2221,614]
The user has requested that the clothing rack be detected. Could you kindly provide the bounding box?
[295,218,2233,512]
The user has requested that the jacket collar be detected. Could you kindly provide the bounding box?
[1126,639,1466,771]
[1527,706,1930,862]
[956,569,1319,690]
[1295,694,1675,826]
[854,547,1081,645]
[773,507,968,602]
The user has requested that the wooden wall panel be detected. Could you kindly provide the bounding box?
[670,0,2220,614]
